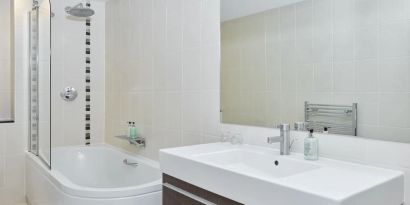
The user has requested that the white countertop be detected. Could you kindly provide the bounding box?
[160,143,404,205]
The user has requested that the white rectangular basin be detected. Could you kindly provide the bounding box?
[160,143,404,205]
[193,148,321,179]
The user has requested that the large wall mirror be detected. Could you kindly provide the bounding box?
[220,0,410,143]
[0,0,14,123]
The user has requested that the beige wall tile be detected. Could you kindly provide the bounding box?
[106,0,221,160]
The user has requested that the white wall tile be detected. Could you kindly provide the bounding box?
[356,59,378,92]
[379,93,410,128]
[334,30,355,62]
[312,0,332,36]
[165,51,183,90]
[153,0,167,51]
[380,0,410,22]
[380,57,409,92]
[354,0,379,27]
[134,92,154,126]
[334,0,355,31]
[201,0,221,46]
[280,93,298,123]
[334,62,356,92]
[201,91,222,136]
[314,63,333,92]
[355,93,379,125]
[201,45,221,90]
[297,64,314,91]
[182,92,202,132]
[332,93,355,105]
[295,38,314,64]
[183,0,201,49]
[280,5,296,42]
[355,26,378,60]
[162,129,183,149]
[281,41,296,65]
[182,132,202,146]
[106,0,221,160]
[183,48,201,90]
[265,92,282,125]
[152,92,168,129]
[265,9,281,43]
[166,92,183,130]
[166,0,183,51]
[5,124,26,156]
[281,63,298,91]
[380,21,410,58]
[312,34,332,63]
[295,3,313,40]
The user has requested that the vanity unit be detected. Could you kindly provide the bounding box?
[160,143,404,205]
[162,174,242,205]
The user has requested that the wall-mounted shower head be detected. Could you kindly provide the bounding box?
[65,3,95,17]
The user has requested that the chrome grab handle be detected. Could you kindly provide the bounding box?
[123,159,138,167]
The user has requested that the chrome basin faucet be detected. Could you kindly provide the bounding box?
[267,124,291,155]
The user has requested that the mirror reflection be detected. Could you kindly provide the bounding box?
[220,0,410,143]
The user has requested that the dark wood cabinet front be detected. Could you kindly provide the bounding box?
[163,174,243,205]
[163,186,206,205]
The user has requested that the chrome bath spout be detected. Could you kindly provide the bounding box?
[123,159,138,167]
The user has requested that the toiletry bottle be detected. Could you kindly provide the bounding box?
[127,122,132,138]
[323,127,329,134]
[130,122,138,140]
[304,129,319,161]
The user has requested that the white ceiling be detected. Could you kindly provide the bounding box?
[221,0,304,22]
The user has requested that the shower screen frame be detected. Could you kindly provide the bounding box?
[28,0,52,169]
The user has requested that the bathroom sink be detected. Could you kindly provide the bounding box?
[160,143,404,205]
[193,148,321,179]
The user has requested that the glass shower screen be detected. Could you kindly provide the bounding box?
[29,0,51,168]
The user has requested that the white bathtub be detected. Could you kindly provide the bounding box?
[26,144,162,205]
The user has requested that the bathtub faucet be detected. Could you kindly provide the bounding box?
[123,159,138,167]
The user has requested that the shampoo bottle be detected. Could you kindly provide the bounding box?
[304,129,319,161]
[127,122,132,138]
[129,122,137,140]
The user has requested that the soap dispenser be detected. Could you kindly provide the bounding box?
[127,122,132,138]
[129,122,137,140]
[127,121,138,140]
[304,129,319,161]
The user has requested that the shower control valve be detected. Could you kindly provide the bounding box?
[60,87,78,102]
